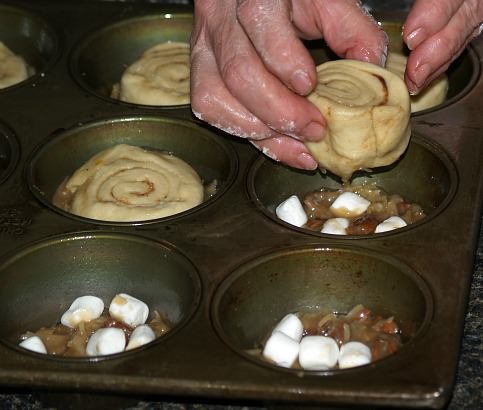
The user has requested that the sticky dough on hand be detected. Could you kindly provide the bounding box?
[305,59,411,181]
[385,52,448,113]
[116,41,190,106]
[60,144,204,222]
[0,41,34,89]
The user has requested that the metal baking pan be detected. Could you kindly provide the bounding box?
[0,1,482,409]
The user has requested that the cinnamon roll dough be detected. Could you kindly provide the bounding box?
[385,52,448,113]
[54,144,204,222]
[113,41,190,105]
[0,41,34,89]
[306,59,411,181]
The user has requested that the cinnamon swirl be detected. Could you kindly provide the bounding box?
[306,59,411,181]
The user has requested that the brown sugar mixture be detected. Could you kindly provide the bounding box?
[303,182,425,234]
[299,304,402,362]
[20,310,171,357]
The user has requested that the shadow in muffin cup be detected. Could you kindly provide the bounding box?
[247,135,457,237]
[70,13,192,108]
[0,120,19,184]
[0,231,202,361]
[0,4,58,90]
[26,115,238,225]
[211,245,432,373]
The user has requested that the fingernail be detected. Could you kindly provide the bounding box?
[413,63,431,88]
[296,153,318,170]
[301,121,325,141]
[406,27,426,51]
[290,69,313,95]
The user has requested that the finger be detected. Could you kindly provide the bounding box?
[404,0,483,94]
[403,0,465,51]
[293,0,388,66]
[212,16,326,142]
[190,42,274,140]
[251,136,318,170]
[236,0,317,96]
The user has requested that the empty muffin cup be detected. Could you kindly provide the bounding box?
[212,245,432,372]
[0,231,201,360]
[26,115,238,224]
[0,4,58,90]
[70,13,192,107]
[247,135,457,236]
[0,121,18,184]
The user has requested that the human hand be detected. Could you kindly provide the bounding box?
[403,0,483,95]
[190,0,387,170]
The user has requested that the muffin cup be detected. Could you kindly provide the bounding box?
[212,245,432,372]
[0,231,202,361]
[26,115,238,225]
[0,4,58,90]
[0,120,19,184]
[247,135,457,237]
[70,13,192,107]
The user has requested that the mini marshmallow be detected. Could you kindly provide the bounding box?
[19,336,47,354]
[330,192,370,218]
[126,324,156,350]
[262,331,300,368]
[375,216,407,233]
[338,341,372,369]
[321,218,350,235]
[60,295,104,328]
[275,195,308,227]
[298,336,339,370]
[86,327,126,356]
[272,313,304,342]
[109,293,149,328]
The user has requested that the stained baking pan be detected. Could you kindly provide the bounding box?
[0,1,482,409]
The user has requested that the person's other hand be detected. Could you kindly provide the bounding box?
[403,0,483,95]
[190,0,387,170]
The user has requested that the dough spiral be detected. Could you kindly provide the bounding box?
[0,41,34,89]
[385,52,448,113]
[114,41,190,106]
[55,144,204,222]
[306,59,411,181]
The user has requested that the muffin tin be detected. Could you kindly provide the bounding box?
[0,1,482,409]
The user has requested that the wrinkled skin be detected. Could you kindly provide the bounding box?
[190,0,387,170]
[190,0,482,170]
[403,0,483,94]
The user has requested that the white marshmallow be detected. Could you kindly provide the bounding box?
[375,216,407,233]
[109,293,149,327]
[275,195,308,227]
[272,313,304,342]
[299,336,339,370]
[262,331,300,368]
[126,324,156,350]
[321,217,350,235]
[86,327,126,356]
[338,341,372,369]
[330,192,370,218]
[19,336,47,354]
[60,295,104,328]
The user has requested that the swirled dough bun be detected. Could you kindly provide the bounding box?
[385,52,448,113]
[55,144,203,222]
[0,41,34,89]
[114,41,190,105]
[306,59,411,181]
